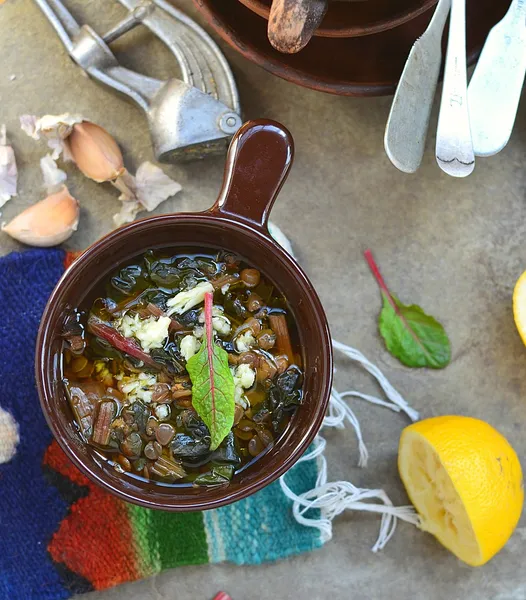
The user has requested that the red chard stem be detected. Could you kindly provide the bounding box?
[364,249,399,312]
[204,291,216,431]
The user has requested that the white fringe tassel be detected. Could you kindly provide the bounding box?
[332,340,420,423]
[279,340,422,552]
[269,223,421,551]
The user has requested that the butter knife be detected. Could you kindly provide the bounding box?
[384,0,451,174]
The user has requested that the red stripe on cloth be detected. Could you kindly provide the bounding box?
[44,441,141,590]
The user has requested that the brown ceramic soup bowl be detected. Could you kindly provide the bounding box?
[35,119,333,511]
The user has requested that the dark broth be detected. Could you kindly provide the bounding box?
[62,249,303,487]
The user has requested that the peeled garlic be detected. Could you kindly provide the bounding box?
[2,186,79,247]
[66,121,125,182]
[0,125,18,208]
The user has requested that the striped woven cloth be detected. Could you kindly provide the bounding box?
[0,249,321,600]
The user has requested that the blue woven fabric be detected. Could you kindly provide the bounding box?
[0,249,69,600]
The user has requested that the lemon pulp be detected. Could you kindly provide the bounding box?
[399,431,481,565]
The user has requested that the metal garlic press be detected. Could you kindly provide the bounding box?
[34,0,242,162]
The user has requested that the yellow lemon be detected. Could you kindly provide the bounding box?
[398,416,523,566]
[513,269,526,345]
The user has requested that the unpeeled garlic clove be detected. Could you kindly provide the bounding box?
[66,121,125,183]
[2,186,79,247]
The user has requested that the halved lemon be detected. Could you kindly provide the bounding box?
[399,416,523,566]
[513,270,526,345]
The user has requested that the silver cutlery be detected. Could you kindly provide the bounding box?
[384,0,451,174]
[435,0,474,177]
[468,0,526,157]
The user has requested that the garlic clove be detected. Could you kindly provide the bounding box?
[2,186,79,247]
[66,122,125,183]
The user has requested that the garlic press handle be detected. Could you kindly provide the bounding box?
[33,0,80,51]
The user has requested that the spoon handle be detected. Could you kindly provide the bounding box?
[435,0,474,177]
[384,0,451,173]
[468,0,526,157]
[268,0,328,54]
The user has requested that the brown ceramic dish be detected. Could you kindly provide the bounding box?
[239,0,437,38]
[194,0,510,96]
[35,120,333,511]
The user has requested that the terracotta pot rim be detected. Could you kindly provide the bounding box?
[238,0,438,38]
[193,0,492,97]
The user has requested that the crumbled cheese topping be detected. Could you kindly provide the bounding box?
[235,330,256,352]
[198,305,231,336]
[221,284,230,295]
[180,334,201,361]
[233,363,255,407]
[193,326,204,339]
[235,363,256,389]
[116,372,157,404]
[166,281,214,315]
[117,313,170,353]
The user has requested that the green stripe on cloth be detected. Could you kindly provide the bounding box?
[127,504,161,576]
[129,505,209,571]
[127,458,321,573]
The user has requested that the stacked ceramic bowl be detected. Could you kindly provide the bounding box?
[193,0,510,96]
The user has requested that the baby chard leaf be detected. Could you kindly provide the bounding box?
[364,250,451,369]
[186,291,235,450]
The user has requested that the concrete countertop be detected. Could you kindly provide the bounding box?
[1,1,526,598]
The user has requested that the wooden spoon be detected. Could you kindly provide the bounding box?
[268,0,328,54]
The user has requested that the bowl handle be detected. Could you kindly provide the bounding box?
[211,119,294,232]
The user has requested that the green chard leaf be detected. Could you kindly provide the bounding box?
[186,291,235,450]
[365,250,451,369]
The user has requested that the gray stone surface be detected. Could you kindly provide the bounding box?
[2,0,526,598]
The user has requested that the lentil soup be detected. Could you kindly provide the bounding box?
[62,249,304,488]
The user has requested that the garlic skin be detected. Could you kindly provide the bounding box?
[135,161,182,211]
[2,186,79,247]
[66,121,125,182]
[0,125,18,208]
[40,154,67,193]
[113,161,182,227]
[20,113,84,159]
[113,198,142,228]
